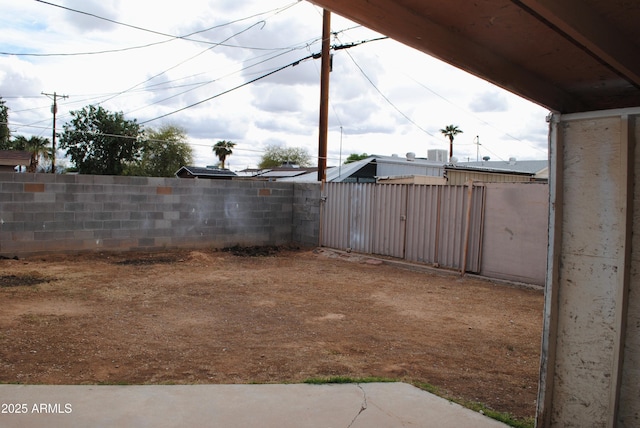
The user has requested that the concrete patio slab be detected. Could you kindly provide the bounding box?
[0,382,509,427]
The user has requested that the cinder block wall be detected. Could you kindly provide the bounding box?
[291,183,321,247]
[0,173,321,257]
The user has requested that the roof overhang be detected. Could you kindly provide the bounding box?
[0,150,31,166]
[308,0,640,114]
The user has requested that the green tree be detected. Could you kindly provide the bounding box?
[59,105,142,175]
[212,140,236,169]
[12,135,51,173]
[258,145,312,169]
[0,98,11,149]
[126,125,193,177]
[440,124,463,159]
[344,153,369,164]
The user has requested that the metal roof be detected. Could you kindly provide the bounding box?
[256,170,311,178]
[251,167,318,179]
[279,156,549,183]
[376,155,445,178]
[175,166,237,179]
[456,160,548,175]
[278,157,374,182]
[309,0,640,114]
[279,155,447,182]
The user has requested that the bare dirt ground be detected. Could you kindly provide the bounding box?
[0,246,543,421]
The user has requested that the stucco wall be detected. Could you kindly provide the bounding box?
[538,109,640,427]
[0,173,321,257]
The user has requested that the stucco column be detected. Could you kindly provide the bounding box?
[537,108,640,427]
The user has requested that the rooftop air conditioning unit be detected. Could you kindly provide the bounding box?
[427,149,448,162]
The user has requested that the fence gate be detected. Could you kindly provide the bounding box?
[320,182,485,273]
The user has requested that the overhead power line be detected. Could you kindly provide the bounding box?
[5,33,327,133]
[125,45,311,117]
[337,34,546,157]
[139,37,389,124]
[0,2,301,58]
[340,47,437,139]
[31,0,300,48]
[81,7,325,108]
[332,36,388,51]
[0,39,299,58]
[96,20,268,107]
[140,53,317,124]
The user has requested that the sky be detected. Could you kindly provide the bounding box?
[0,0,551,171]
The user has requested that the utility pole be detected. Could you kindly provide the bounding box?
[317,9,331,182]
[42,91,68,173]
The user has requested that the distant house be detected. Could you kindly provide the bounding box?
[374,157,547,185]
[0,150,31,172]
[278,154,446,183]
[447,158,548,184]
[257,153,548,185]
[175,166,237,180]
[250,165,318,181]
[458,158,548,177]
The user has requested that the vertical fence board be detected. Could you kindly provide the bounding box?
[350,184,376,253]
[437,186,466,269]
[465,185,485,273]
[405,185,439,264]
[321,182,349,249]
[373,184,406,258]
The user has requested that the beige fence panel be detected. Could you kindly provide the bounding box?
[434,185,467,269]
[323,181,545,280]
[372,184,407,258]
[480,182,547,284]
[406,184,484,272]
[405,185,440,264]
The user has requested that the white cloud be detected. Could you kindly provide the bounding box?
[469,91,509,113]
[0,57,43,98]
[60,0,123,32]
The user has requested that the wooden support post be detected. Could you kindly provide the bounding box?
[317,9,331,182]
[536,108,639,427]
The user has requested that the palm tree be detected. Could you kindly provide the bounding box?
[12,135,51,172]
[212,140,236,169]
[440,125,463,159]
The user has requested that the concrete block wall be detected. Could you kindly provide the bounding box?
[0,173,321,257]
[291,183,321,247]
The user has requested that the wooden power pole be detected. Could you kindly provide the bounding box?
[317,9,331,182]
[42,91,68,173]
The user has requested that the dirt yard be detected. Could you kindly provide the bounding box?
[0,246,543,421]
